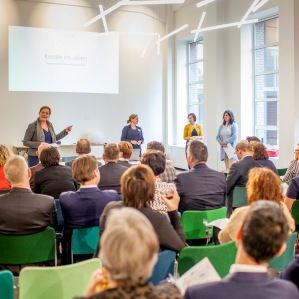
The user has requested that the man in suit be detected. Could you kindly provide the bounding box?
[65,138,102,168]
[174,140,226,214]
[98,143,127,194]
[147,141,177,183]
[0,155,57,274]
[226,140,261,216]
[185,200,299,299]
[60,154,118,264]
[29,142,50,188]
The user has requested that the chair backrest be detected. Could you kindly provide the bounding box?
[269,232,298,272]
[181,207,227,240]
[291,201,299,227]
[0,227,56,265]
[277,168,288,176]
[0,270,14,299]
[232,186,248,208]
[72,226,100,255]
[55,199,64,227]
[19,258,101,299]
[178,241,237,278]
[149,250,176,286]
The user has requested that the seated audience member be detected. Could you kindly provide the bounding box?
[34,146,76,198]
[76,208,182,299]
[219,167,295,244]
[65,138,102,168]
[0,155,57,275]
[117,141,133,168]
[185,200,299,299]
[174,140,226,214]
[226,140,261,216]
[98,143,127,194]
[0,144,12,190]
[245,136,261,143]
[251,141,279,175]
[277,254,299,290]
[140,150,176,215]
[285,177,299,210]
[282,144,299,183]
[147,141,176,183]
[29,143,50,189]
[99,164,186,253]
[60,155,118,265]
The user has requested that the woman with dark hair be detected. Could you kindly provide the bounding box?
[99,164,186,253]
[251,141,279,175]
[23,106,72,167]
[33,146,76,198]
[140,150,176,215]
[216,110,238,172]
[120,114,144,155]
[184,113,203,169]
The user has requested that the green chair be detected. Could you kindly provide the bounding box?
[181,207,227,241]
[19,258,101,299]
[72,226,100,263]
[0,227,56,266]
[291,200,299,231]
[277,168,288,176]
[232,186,248,208]
[0,270,14,299]
[178,241,237,278]
[269,232,298,272]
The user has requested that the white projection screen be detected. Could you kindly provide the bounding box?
[9,26,119,94]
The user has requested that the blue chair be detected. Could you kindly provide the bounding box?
[150,250,176,286]
[0,270,14,299]
[54,199,64,227]
[232,186,248,208]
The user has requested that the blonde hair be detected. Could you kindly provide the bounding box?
[72,155,98,184]
[0,145,12,166]
[4,155,28,185]
[127,114,138,124]
[246,167,284,206]
[118,141,133,159]
[99,207,159,283]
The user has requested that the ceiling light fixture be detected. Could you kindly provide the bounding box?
[194,12,206,41]
[157,24,189,43]
[125,0,185,5]
[237,0,260,28]
[196,0,216,8]
[99,5,109,33]
[252,0,270,13]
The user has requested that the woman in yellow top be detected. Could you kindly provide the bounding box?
[184,113,203,168]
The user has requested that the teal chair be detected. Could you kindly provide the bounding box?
[181,207,227,241]
[19,258,101,299]
[178,241,237,278]
[0,227,56,266]
[269,232,298,272]
[0,270,14,299]
[277,168,288,177]
[232,186,248,208]
[61,156,77,163]
[150,250,176,286]
[291,200,299,231]
[72,226,100,263]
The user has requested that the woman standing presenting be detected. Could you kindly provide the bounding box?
[23,106,72,167]
[216,110,238,172]
[121,114,144,155]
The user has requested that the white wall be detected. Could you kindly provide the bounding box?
[0,0,166,153]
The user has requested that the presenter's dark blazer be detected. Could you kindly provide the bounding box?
[174,164,226,214]
[0,187,57,235]
[185,272,299,299]
[226,156,261,216]
[98,162,127,194]
[34,164,76,199]
[59,187,118,264]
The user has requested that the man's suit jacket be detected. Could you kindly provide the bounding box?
[98,162,127,194]
[29,162,44,189]
[174,164,226,214]
[34,165,76,199]
[226,156,260,216]
[59,187,118,264]
[185,272,299,299]
[0,188,57,235]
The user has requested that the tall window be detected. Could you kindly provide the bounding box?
[187,40,204,125]
[254,17,279,146]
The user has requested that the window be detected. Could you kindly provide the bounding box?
[187,40,204,125]
[254,17,279,146]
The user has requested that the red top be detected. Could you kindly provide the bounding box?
[0,165,11,190]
